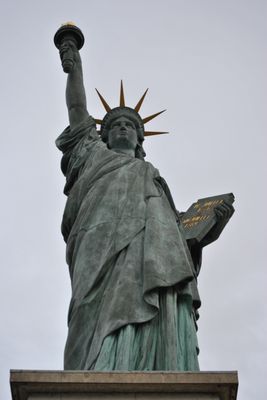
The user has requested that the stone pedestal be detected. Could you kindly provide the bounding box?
[10,370,238,400]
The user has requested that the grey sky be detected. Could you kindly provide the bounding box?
[0,0,266,399]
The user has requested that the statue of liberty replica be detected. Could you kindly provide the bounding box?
[54,23,234,372]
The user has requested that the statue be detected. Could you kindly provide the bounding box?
[54,24,234,371]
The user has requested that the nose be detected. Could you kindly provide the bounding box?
[120,123,127,130]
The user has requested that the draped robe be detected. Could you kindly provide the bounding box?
[56,116,201,371]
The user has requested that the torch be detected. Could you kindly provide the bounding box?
[54,22,85,73]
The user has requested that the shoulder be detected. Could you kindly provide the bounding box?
[144,160,160,177]
[56,116,99,153]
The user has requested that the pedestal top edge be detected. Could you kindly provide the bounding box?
[10,370,238,384]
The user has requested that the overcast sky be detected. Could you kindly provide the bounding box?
[0,1,266,399]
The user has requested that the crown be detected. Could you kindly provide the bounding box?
[94,81,168,137]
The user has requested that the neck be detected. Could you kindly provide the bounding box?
[112,148,135,157]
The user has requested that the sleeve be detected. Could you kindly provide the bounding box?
[185,235,202,320]
[178,211,203,320]
[153,176,202,316]
[153,175,180,222]
[55,116,100,195]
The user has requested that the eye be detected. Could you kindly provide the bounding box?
[127,122,134,128]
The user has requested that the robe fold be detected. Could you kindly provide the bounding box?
[56,116,201,371]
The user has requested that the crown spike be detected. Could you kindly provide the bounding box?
[134,88,148,112]
[144,131,169,137]
[119,80,125,107]
[95,89,111,112]
[142,110,166,124]
[94,118,103,125]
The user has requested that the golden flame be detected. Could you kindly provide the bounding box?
[61,21,76,27]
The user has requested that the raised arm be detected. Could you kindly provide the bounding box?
[59,40,89,131]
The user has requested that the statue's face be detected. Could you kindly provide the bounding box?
[108,116,138,151]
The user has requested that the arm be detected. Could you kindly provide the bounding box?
[184,201,234,293]
[59,40,89,131]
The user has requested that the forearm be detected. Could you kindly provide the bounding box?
[66,56,87,111]
[59,40,89,129]
[199,223,225,247]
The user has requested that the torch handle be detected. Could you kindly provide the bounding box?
[60,37,78,74]
[62,59,74,74]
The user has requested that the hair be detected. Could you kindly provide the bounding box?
[100,107,146,160]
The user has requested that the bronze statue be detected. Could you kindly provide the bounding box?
[54,23,234,371]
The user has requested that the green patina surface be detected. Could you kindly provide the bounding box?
[54,25,234,372]
[56,117,200,371]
